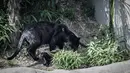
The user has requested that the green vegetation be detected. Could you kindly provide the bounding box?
[0,10,14,52]
[22,8,75,25]
[52,39,130,69]
[52,25,130,69]
[21,0,75,25]
[82,25,130,67]
[52,50,83,69]
[83,38,130,67]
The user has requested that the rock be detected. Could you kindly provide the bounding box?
[1,60,130,73]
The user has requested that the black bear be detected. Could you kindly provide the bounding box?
[7,21,87,61]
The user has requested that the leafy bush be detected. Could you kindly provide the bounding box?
[21,15,38,25]
[82,25,130,67]
[21,0,75,24]
[22,7,75,25]
[52,50,83,69]
[0,10,14,52]
[84,39,122,66]
[40,10,61,22]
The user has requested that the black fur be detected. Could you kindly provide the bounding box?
[7,21,86,61]
[7,21,65,60]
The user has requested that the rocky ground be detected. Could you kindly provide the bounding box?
[0,45,58,70]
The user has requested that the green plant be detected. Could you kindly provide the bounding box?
[60,8,75,20]
[0,10,14,52]
[52,50,83,69]
[83,38,130,67]
[40,10,60,22]
[81,24,130,67]
[96,24,112,40]
[21,15,38,25]
[21,0,76,25]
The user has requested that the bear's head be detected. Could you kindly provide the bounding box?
[68,33,80,51]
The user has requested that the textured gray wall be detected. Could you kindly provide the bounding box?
[93,0,130,50]
[93,0,110,25]
[114,0,130,50]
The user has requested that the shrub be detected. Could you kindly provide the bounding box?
[0,10,14,52]
[83,38,130,67]
[52,50,83,69]
[81,24,130,67]
[21,0,75,24]
[40,10,61,22]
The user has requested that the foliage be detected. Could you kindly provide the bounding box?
[22,7,75,25]
[98,25,111,39]
[0,10,14,52]
[52,50,83,69]
[82,25,130,67]
[21,0,75,25]
[84,38,129,66]
[40,10,61,22]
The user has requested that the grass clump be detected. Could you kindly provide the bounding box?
[52,50,83,69]
[84,39,126,66]
[83,25,130,67]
